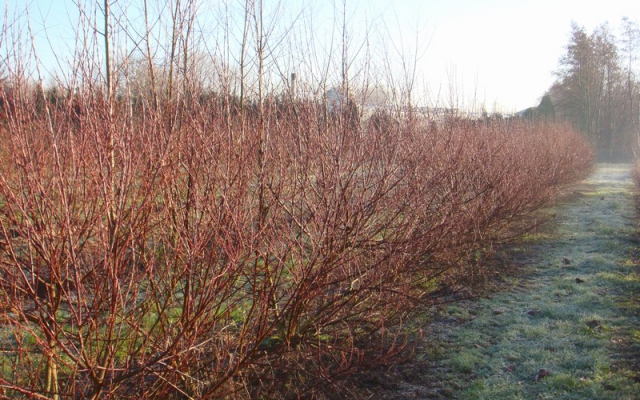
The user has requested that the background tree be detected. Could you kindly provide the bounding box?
[552,20,640,160]
[520,93,555,121]
[537,93,556,121]
[621,17,640,149]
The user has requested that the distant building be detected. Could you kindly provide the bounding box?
[324,86,490,125]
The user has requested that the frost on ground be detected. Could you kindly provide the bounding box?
[355,164,640,399]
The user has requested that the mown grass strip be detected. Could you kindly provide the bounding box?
[424,165,640,400]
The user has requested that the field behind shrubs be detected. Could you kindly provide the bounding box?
[0,84,595,398]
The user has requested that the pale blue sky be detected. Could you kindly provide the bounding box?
[360,0,640,111]
[4,0,639,112]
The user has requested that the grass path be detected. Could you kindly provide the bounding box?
[364,164,640,399]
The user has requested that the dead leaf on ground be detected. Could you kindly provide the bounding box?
[536,369,551,381]
[586,320,601,329]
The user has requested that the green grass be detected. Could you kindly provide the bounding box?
[422,165,640,400]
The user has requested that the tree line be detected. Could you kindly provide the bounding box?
[548,19,640,161]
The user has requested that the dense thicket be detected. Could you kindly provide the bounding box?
[0,85,593,399]
[550,19,640,161]
[0,1,594,398]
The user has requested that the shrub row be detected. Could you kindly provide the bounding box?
[0,90,593,398]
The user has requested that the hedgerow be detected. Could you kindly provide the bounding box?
[0,1,594,397]
[0,88,594,398]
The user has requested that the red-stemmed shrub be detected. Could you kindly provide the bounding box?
[0,88,594,398]
[0,2,595,397]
